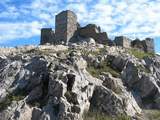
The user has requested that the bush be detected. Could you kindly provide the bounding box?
[86,61,120,79]
[0,92,26,111]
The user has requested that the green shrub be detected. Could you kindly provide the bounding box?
[83,111,131,120]
[128,49,154,59]
[116,114,131,120]
[83,111,112,120]
[0,92,26,111]
[86,61,120,79]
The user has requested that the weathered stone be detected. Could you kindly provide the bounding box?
[131,38,144,51]
[1,43,160,120]
[131,38,155,53]
[142,38,155,53]
[90,85,141,117]
[111,56,127,72]
[122,61,140,88]
[102,72,122,93]
[78,24,109,44]
[55,10,77,45]
[40,28,55,45]
[26,85,43,103]
[114,36,131,48]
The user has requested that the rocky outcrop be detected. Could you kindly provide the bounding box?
[0,44,159,120]
[90,73,141,117]
[122,57,160,109]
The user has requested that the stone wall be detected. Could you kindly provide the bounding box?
[55,10,77,45]
[143,38,155,53]
[131,38,155,53]
[114,36,131,48]
[131,39,144,51]
[39,10,155,53]
[40,28,55,45]
[78,24,108,44]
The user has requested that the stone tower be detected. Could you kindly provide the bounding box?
[55,10,77,45]
[114,36,131,48]
[40,28,55,45]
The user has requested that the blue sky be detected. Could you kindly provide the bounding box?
[0,0,160,53]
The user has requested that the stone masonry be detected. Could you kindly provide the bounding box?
[131,38,155,53]
[114,36,131,48]
[78,24,109,44]
[40,10,155,53]
[55,10,77,45]
[40,28,55,45]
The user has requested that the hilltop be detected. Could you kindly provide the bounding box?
[0,10,160,120]
[0,43,160,120]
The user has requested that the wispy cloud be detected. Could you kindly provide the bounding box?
[0,21,44,43]
[0,0,160,42]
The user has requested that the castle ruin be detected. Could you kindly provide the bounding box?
[40,10,155,53]
[41,28,55,45]
[131,38,154,53]
[40,10,109,45]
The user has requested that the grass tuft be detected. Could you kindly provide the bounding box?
[86,61,120,79]
[83,111,131,120]
[0,91,26,111]
[128,48,154,59]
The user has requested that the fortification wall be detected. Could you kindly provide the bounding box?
[114,36,131,48]
[78,24,108,44]
[40,28,55,45]
[131,38,154,53]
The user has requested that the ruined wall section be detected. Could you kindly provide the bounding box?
[78,24,109,44]
[114,36,131,48]
[40,28,55,45]
[131,38,155,53]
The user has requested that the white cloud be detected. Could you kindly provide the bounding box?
[157,53,160,56]
[0,0,160,43]
[0,21,44,43]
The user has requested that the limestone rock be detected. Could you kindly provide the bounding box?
[0,44,159,120]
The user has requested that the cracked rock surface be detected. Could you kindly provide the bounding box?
[0,44,159,120]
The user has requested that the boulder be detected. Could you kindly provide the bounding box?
[122,61,141,88]
[90,85,141,117]
[111,56,127,72]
